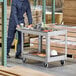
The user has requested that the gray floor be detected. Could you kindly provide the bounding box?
[0,48,76,76]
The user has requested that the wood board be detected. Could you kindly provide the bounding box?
[0,66,51,76]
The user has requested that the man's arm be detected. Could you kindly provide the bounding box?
[26,0,32,25]
[11,0,19,26]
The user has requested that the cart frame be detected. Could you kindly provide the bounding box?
[17,28,67,67]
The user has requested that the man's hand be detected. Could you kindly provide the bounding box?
[17,25,20,28]
[23,12,26,17]
[27,24,33,28]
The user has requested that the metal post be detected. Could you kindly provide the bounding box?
[46,35,50,62]
[38,36,42,53]
[9,0,11,5]
[52,0,55,23]
[0,0,3,2]
[21,32,24,56]
[42,0,46,26]
[2,0,7,66]
[34,0,37,7]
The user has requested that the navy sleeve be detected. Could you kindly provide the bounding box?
[26,1,32,25]
[11,0,19,26]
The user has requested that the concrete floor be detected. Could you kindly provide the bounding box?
[0,48,76,76]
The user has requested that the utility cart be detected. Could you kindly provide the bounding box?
[16,27,67,67]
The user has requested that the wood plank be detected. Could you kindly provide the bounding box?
[63,9,76,17]
[0,66,51,76]
[63,16,76,24]
[67,32,76,37]
[64,22,76,26]
[51,36,76,42]
[64,0,76,8]
[63,0,76,26]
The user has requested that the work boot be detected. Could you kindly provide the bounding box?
[7,54,11,58]
[15,55,22,59]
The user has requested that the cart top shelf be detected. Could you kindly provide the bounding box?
[16,27,66,36]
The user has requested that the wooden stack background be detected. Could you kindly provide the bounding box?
[63,0,76,26]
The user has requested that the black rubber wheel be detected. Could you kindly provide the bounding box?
[44,63,48,68]
[61,60,65,65]
[22,58,26,63]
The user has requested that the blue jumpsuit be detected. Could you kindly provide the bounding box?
[7,0,32,57]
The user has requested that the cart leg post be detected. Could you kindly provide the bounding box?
[45,35,51,67]
[65,30,67,59]
[21,32,24,59]
[38,35,42,53]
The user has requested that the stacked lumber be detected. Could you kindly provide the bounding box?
[30,25,76,59]
[63,0,76,26]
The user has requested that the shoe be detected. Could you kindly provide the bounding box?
[7,54,11,58]
[15,55,23,59]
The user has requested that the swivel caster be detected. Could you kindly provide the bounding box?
[44,63,48,68]
[60,60,65,65]
[22,58,26,63]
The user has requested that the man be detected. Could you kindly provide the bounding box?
[7,0,32,59]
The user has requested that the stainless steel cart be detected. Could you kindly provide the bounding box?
[16,27,67,67]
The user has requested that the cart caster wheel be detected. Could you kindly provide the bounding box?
[60,60,65,65]
[44,63,48,68]
[22,58,26,63]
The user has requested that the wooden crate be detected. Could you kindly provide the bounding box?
[46,12,63,24]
